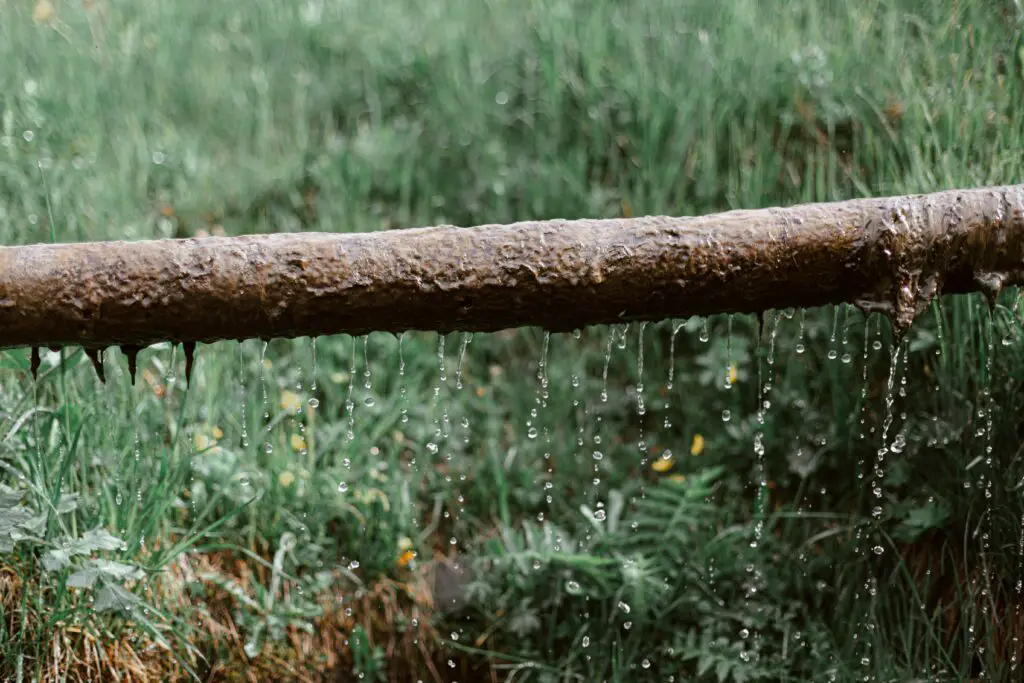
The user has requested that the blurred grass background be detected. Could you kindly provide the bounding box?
[2,0,1024,681]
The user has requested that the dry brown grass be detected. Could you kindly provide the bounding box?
[0,549,479,683]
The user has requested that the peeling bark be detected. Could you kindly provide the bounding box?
[1,184,1023,356]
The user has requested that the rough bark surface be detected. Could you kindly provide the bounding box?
[1,184,1023,354]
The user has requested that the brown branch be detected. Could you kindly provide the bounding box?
[1,184,1023,358]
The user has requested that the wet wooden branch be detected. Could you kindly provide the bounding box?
[2,184,1023,370]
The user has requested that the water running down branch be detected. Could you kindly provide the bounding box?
[3,184,1024,380]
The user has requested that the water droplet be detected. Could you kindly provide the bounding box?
[308,397,320,408]
[641,659,651,669]
[426,442,438,454]
[592,451,604,461]
[338,481,349,493]
[527,426,538,439]
[721,409,731,422]
[582,635,590,647]
[566,580,581,595]
[363,396,376,407]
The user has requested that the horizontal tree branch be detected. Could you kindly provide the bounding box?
[2,184,1023,368]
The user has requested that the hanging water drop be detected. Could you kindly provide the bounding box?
[239,342,249,448]
[601,327,615,403]
[455,332,472,390]
[398,333,409,424]
[310,336,318,392]
[183,341,196,386]
[795,309,806,354]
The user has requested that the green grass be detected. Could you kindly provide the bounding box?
[2,0,1024,680]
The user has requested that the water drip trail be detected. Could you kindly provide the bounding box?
[239,342,249,449]
[859,332,907,679]
[455,332,472,390]
[1015,513,1024,672]
[745,311,782,665]
[600,326,616,404]
[752,312,782,548]
[361,336,374,406]
[827,305,841,361]
[259,341,271,455]
[840,305,852,364]
[795,309,807,355]
[969,306,998,673]
[664,320,685,430]
[635,322,648,468]
[525,331,550,443]
[310,337,318,393]
[344,336,358,444]
[724,315,735,391]
[593,327,620,497]
[446,333,474,536]
[398,333,409,426]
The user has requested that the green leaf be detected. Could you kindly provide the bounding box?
[0,484,23,508]
[94,584,141,613]
[68,560,145,589]
[0,495,46,553]
[42,528,125,572]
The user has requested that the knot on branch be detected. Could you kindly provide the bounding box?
[855,200,943,337]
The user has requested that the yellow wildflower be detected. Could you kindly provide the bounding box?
[262,357,273,370]
[211,426,224,440]
[330,372,348,384]
[397,549,416,568]
[194,433,212,451]
[278,471,295,487]
[690,433,705,456]
[669,474,687,484]
[397,536,416,567]
[279,390,301,413]
[651,451,675,473]
[728,363,738,385]
[475,387,486,397]
[33,0,55,23]
[290,433,307,452]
